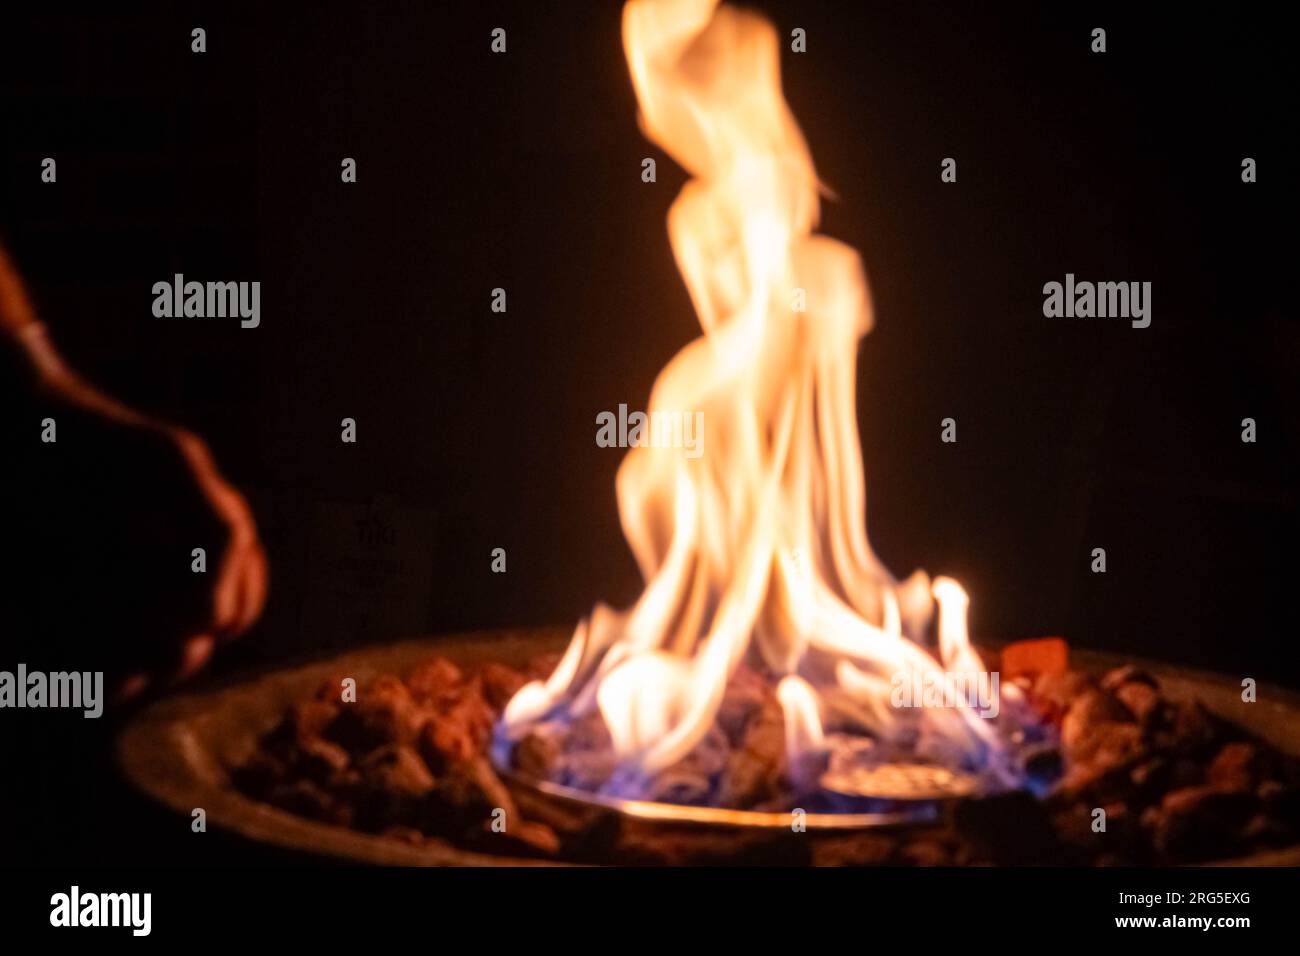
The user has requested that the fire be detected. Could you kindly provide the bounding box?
[503,0,1015,802]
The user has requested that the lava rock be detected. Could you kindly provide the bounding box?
[419,685,495,774]
[513,725,563,781]
[1149,785,1258,861]
[1155,700,1239,759]
[326,675,429,754]
[424,755,512,834]
[267,779,348,826]
[1206,742,1267,792]
[294,736,352,786]
[1061,691,1132,756]
[1114,681,1161,725]
[1259,780,1300,820]
[354,744,436,832]
[404,657,464,702]
[480,662,528,711]
[1031,671,1095,720]
[811,832,898,867]
[1100,665,1158,692]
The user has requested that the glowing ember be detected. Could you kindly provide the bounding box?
[500,0,1023,806]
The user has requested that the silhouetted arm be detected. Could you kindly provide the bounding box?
[0,241,267,698]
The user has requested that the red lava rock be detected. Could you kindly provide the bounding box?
[359,744,436,796]
[1259,780,1300,819]
[1061,691,1132,756]
[420,715,479,773]
[352,745,436,831]
[1100,665,1158,692]
[286,699,339,741]
[267,779,343,824]
[294,736,352,785]
[1207,742,1266,792]
[414,677,493,775]
[314,673,350,702]
[231,749,288,797]
[1067,720,1145,771]
[480,662,528,711]
[1170,757,1205,790]
[259,700,340,762]
[1051,749,1140,806]
[513,725,563,781]
[1158,700,1232,757]
[1049,803,1102,853]
[1031,670,1095,720]
[1242,813,1296,849]
[327,675,429,754]
[462,755,518,816]
[446,682,495,745]
[1114,681,1161,725]
[1150,785,1258,860]
[1129,756,1174,802]
[405,658,465,703]
[1097,801,1139,847]
[1001,637,1069,680]
[425,756,512,833]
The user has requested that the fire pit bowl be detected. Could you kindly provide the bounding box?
[117,627,1300,866]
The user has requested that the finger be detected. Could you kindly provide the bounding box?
[210,545,246,636]
[168,426,267,640]
[212,537,268,643]
[171,634,217,684]
[231,540,269,634]
[111,671,153,705]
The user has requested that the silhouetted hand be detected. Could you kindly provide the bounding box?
[1,243,267,701]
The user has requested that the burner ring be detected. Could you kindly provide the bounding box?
[819,762,984,802]
[494,760,945,831]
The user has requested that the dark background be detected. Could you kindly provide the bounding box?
[0,1,1293,863]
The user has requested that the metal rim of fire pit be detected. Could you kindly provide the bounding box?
[117,627,1300,866]
[495,733,986,826]
[495,767,941,830]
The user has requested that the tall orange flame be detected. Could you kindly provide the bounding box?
[504,0,1005,795]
